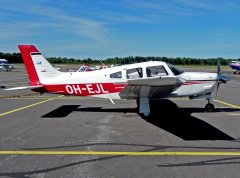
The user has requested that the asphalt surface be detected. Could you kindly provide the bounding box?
[0,66,240,178]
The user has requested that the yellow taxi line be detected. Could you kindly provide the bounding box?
[0,151,239,156]
[214,100,240,109]
[0,99,54,117]
[0,95,64,117]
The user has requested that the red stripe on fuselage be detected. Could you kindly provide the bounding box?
[33,83,127,96]
[183,81,212,85]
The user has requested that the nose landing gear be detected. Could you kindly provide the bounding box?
[205,103,215,112]
[205,96,215,112]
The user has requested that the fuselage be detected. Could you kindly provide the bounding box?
[32,58,218,100]
[13,45,229,114]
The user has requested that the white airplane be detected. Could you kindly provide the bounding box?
[229,61,240,74]
[7,45,230,116]
[0,59,14,72]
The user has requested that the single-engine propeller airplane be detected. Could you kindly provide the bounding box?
[7,45,230,116]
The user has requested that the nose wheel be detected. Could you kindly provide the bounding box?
[205,103,215,112]
[205,95,215,112]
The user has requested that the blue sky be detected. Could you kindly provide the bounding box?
[0,0,240,59]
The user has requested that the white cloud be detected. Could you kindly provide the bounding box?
[0,0,111,42]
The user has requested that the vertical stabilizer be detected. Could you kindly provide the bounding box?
[18,45,61,85]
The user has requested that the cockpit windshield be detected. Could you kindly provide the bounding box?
[167,63,184,76]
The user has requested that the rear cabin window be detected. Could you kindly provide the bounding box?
[127,68,143,79]
[110,71,122,78]
[146,65,168,77]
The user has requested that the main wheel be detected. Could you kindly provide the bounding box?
[205,103,215,112]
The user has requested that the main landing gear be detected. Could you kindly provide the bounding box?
[233,71,240,75]
[137,87,151,117]
[137,97,150,118]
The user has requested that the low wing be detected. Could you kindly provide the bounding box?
[119,76,183,99]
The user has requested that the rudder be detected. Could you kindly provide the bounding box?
[18,45,61,85]
[18,45,40,85]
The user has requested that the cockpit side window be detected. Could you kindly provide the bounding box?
[146,65,168,77]
[110,71,122,78]
[127,68,143,79]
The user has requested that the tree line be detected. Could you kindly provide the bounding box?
[0,52,238,65]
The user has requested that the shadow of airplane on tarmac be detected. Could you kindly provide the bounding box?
[141,99,236,140]
[42,100,238,140]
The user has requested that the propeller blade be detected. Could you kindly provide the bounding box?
[217,58,221,77]
[215,83,220,98]
[215,58,230,98]
[217,58,230,83]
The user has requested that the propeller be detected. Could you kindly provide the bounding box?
[215,59,230,98]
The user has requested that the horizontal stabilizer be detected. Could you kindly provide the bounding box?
[5,85,43,91]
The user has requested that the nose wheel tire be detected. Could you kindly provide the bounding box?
[205,103,215,112]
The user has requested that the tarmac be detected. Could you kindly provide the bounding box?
[0,66,240,177]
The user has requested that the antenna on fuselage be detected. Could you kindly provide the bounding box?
[98,59,104,65]
[98,59,108,69]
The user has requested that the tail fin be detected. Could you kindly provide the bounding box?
[18,45,61,85]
